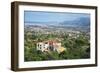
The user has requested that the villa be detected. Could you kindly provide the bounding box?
[37,40,66,53]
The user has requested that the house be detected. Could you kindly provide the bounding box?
[37,42,49,52]
[56,47,66,54]
[36,40,66,53]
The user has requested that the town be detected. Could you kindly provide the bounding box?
[24,24,90,61]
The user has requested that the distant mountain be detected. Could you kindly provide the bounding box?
[60,17,90,27]
[25,17,90,28]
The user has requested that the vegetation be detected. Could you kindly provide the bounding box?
[24,31,90,61]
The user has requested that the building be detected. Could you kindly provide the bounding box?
[36,40,66,53]
[37,42,49,52]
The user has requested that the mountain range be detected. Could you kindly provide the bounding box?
[25,17,90,29]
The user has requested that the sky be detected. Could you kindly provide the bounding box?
[24,11,90,23]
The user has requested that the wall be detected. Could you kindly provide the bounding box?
[0,0,99,73]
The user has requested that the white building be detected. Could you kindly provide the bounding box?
[37,42,49,52]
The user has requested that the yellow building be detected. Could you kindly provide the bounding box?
[57,47,66,54]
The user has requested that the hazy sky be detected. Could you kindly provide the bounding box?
[24,11,90,23]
